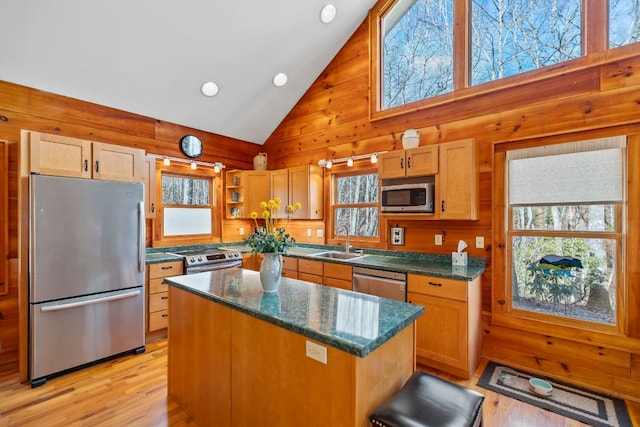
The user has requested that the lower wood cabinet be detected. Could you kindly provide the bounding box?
[146,260,183,340]
[297,259,352,290]
[282,256,298,279]
[407,273,481,379]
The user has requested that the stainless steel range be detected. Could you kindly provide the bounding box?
[170,249,243,274]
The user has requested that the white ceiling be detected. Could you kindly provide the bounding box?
[0,0,376,144]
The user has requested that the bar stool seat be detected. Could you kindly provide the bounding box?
[369,371,484,427]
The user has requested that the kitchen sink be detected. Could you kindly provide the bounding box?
[311,251,366,261]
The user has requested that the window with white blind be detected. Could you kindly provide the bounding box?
[505,136,625,328]
[162,174,213,236]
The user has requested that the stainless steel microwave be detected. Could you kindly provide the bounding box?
[381,182,435,213]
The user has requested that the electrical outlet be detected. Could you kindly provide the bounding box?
[476,236,484,248]
[306,340,327,364]
[307,228,312,237]
[317,229,324,238]
[435,234,443,245]
[239,227,244,236]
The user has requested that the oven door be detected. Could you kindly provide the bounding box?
[185,260,242,274]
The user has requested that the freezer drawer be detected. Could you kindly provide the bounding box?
[30,288,145,384]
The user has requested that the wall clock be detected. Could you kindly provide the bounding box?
[180,135,203,158]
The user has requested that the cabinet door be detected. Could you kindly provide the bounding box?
[289,165,323,219]
[144,156,157,218]
[243,171,271,217]
[29,132,92,178]
[407,292,468,371]
[378,151,407,179]
[406,146,438,176]
[439,139,478,220]
[92,142,145,183]
[271,168,289,204]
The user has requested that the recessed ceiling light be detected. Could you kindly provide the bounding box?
[320,4,337,24]
[273,73,288,87]
[201,81,219,97]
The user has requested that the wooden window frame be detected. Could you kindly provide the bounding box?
[369,0,640,121]
[493,132,640,349]
[328,166,380,246]
[151,162,222,247]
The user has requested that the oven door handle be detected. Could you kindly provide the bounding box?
[186,261,242,274]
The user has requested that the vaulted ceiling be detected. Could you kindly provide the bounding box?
[0,1,377,144]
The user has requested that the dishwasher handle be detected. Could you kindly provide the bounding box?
[352,266,406,282]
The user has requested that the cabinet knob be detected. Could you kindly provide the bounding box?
[407,156,412,169]
[95,160,100,173]
[441,200,445,212]
[161,266,173,270]
[84,159,89,172]
[151,203,155,213]
[428,281,443,287]
[161,296,168,300]
[400,158,404,169]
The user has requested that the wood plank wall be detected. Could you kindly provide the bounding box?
[0,81,262,366]
[261,18,640,400]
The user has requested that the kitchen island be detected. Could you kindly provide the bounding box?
[164,268,424,427]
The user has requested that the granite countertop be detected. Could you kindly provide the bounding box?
[147,243,486,281]
[164,268,424,358]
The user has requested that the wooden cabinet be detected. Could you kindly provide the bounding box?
[270,168,289,205]
[288,165,323,219]
[298,259,323,284]
[438,139,478,220]
[323,263,352,290]
[378,146,439,179]
[146,260,183,339]
[29,131,145,183]
[282,256,298,279]
[143,155,157,218]
[296,259,352,289]
[407,273,481,379]
[225,170,270,218]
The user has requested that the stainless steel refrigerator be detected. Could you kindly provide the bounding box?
[29,174,146,387]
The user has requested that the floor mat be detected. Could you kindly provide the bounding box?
[477,361,632,427]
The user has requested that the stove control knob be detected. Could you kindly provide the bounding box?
[198,256,203,262]
[189,257,196,263]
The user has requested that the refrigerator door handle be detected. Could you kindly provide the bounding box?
[138,201,145,272]
[40,290,141,312]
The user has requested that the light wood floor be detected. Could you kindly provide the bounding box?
[0,339,638,426]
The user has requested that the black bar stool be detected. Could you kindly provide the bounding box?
[369,371,484,427]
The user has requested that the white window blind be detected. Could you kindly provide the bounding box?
[508,136,626,205]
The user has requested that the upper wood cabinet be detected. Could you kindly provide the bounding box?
[378,146,439,179]
[287,165,323,220]
[270,168,289,205]
[438,139,478,220]
[225,169,270,219]
[29,131,145,183]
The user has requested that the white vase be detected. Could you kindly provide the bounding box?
[402,129,421,149]
[260,253,283,292]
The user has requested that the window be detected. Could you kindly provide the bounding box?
[505,137,625,328]
[162,173,214,237]
[333,171,379,239]
[381,0,454,109]
[371,0,638,117]
[609,0,640,48]
[471,0,581,85]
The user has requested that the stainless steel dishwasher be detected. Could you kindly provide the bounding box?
[352,267,407,301]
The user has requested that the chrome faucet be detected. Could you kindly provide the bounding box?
[336,224,350,254]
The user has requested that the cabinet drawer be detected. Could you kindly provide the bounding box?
[408,274,468,302]
[298,259,323,276]
[298,272,323,285]
[149,310,168,331]
[149,291,169,312]
[149,277,168,294]
[324,263,352,281]
[282,269,298,279]
[282,256,298,271]
[149,261,183,279]
[324,277,352,291]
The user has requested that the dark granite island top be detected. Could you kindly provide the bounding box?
[164,268,423,426]
[164,268,424,357]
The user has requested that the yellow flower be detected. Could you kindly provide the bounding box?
[294,202,302,210]
[274,197,281,204]
[260,201,267,209]
[250,211,258,219]
[262,210,270,219]
[246,200,303,254]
